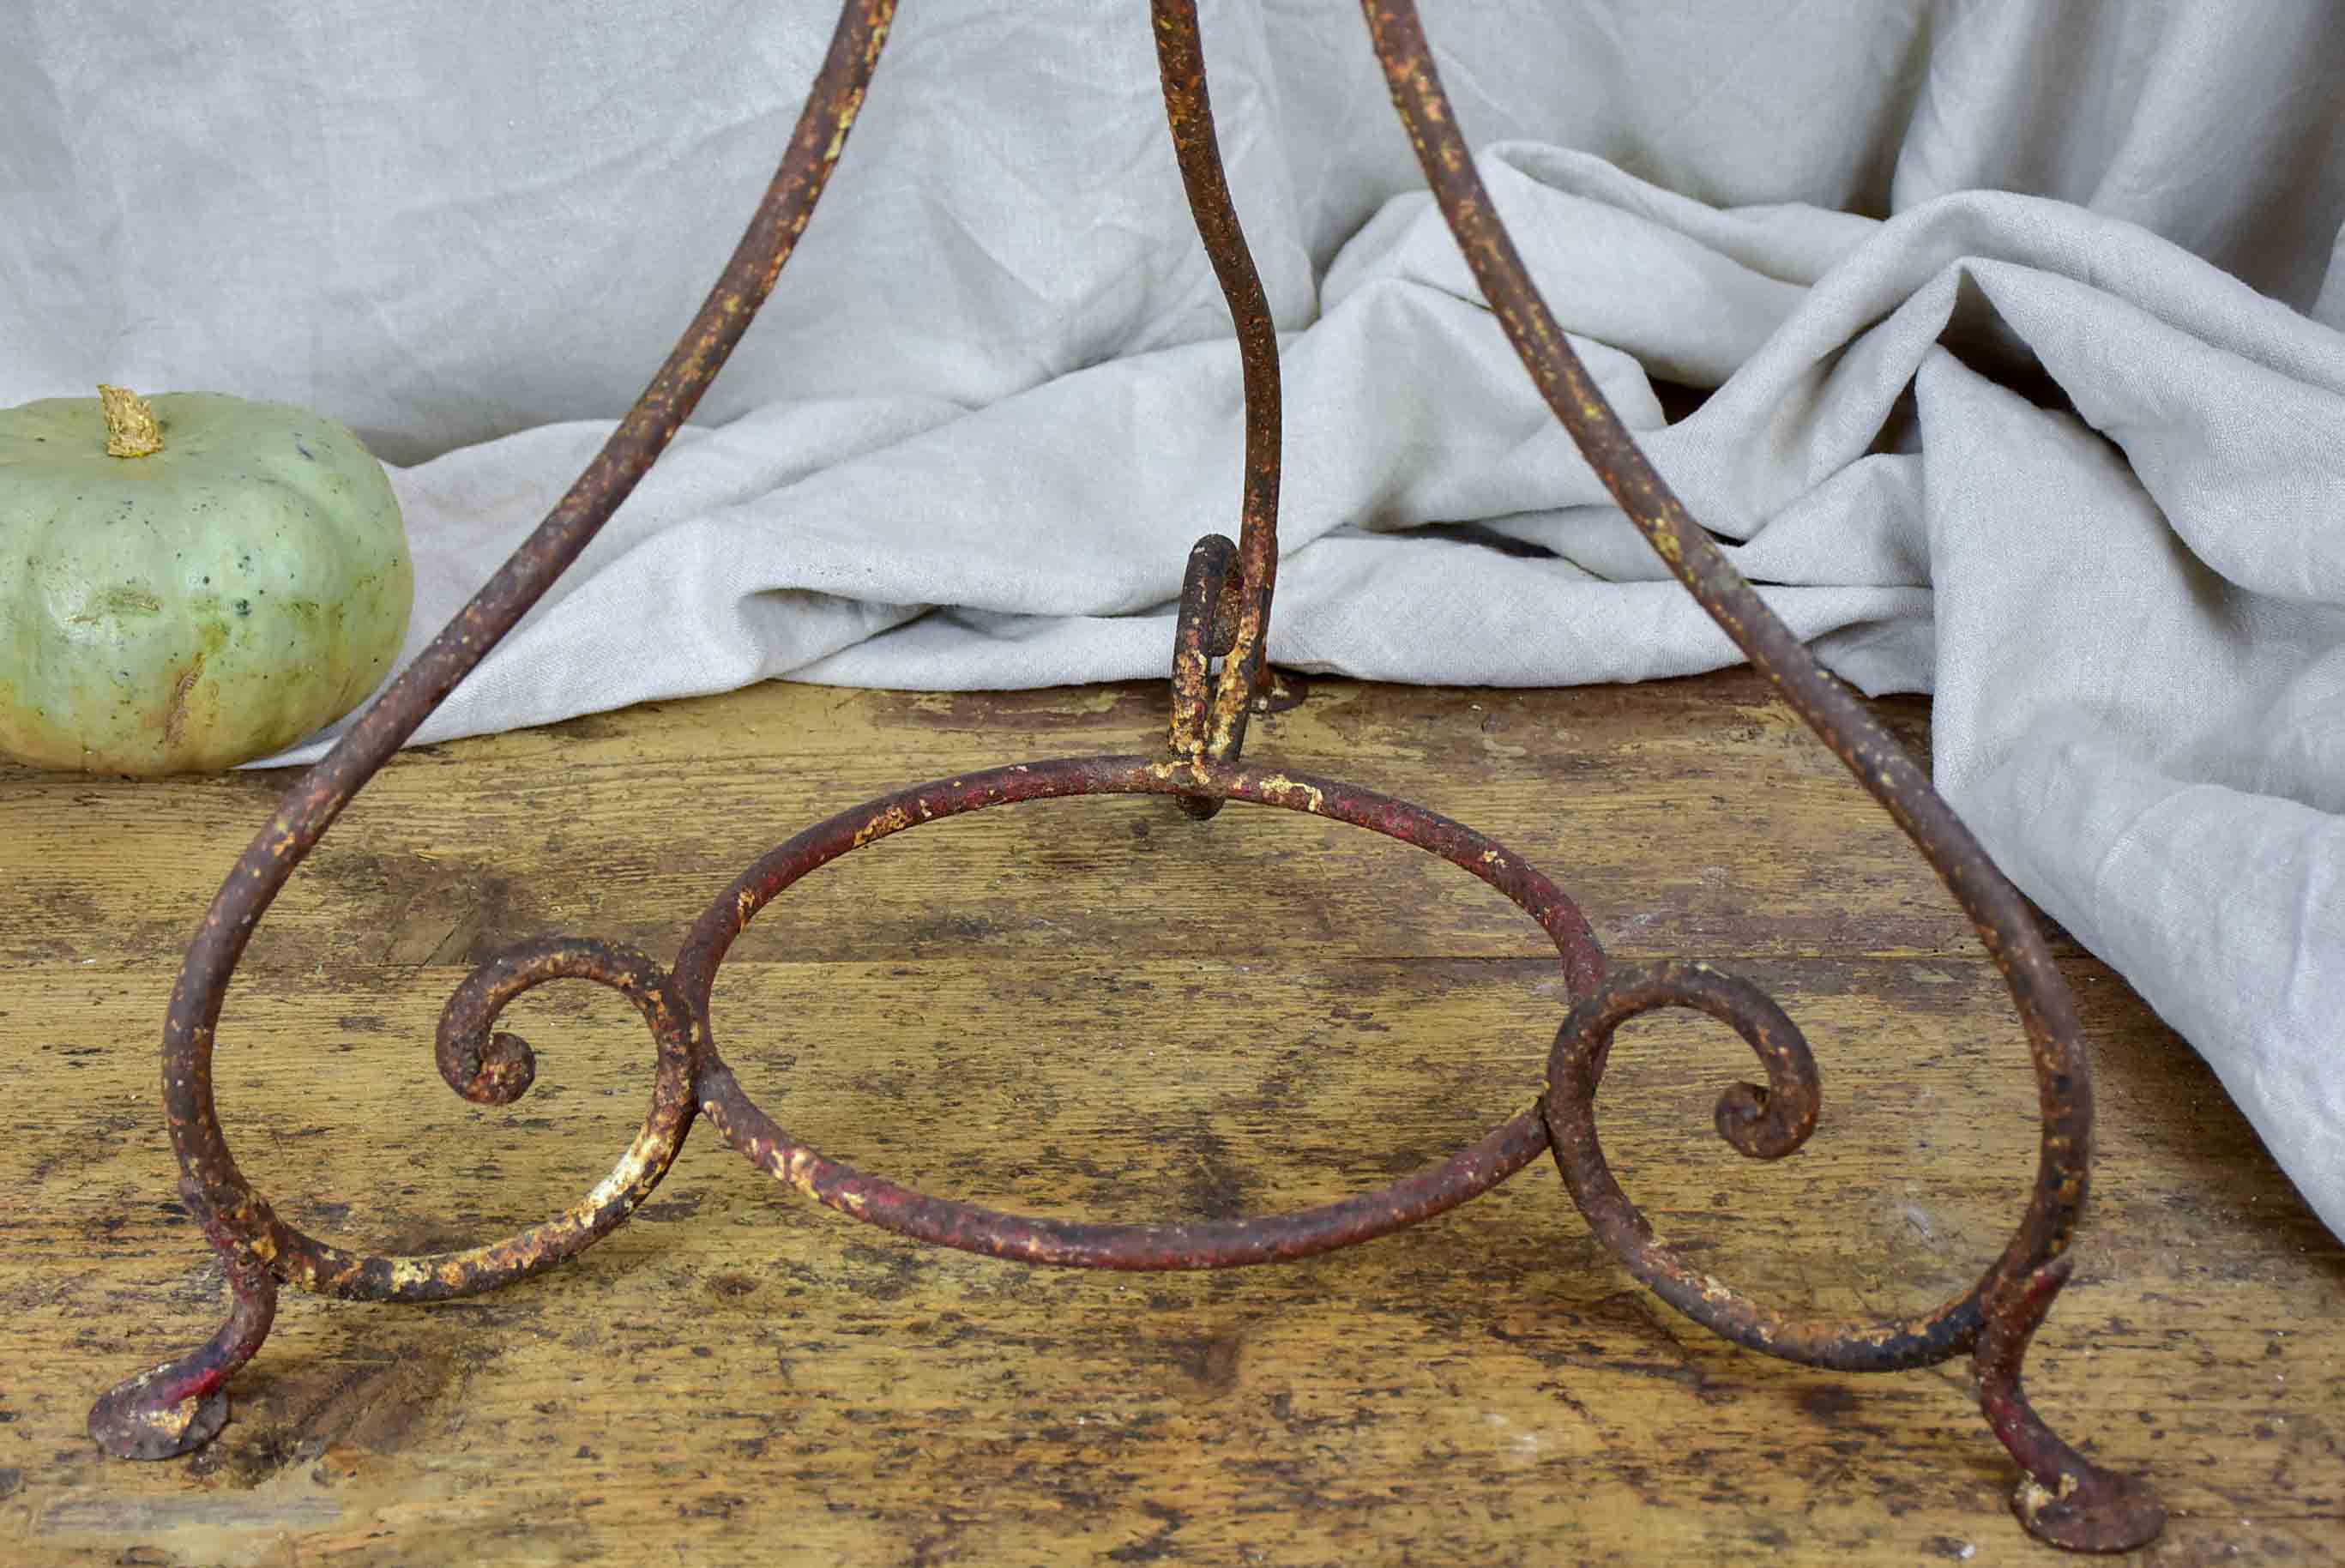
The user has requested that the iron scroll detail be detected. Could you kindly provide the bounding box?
[89,0,2162,1551]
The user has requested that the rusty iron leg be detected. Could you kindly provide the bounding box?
[84,0,894,1450]
[1543,971,2161,1547]
[1361,0,2160,1546]
[1151,0,1286,807]
[1977,1262,2168,1552]
[88,1190,278,1461]
[91,936,700,1461]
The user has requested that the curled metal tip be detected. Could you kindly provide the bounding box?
[1979,1260,2167,1552]
[437,1027,538,1106]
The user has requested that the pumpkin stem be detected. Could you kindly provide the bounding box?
[98,385,164,458]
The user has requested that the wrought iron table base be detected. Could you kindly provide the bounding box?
[90,1,2164,1552]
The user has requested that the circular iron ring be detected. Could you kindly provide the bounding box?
[674,753,1601,1268]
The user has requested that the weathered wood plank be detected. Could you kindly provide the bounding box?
[0,675,2010,977]
[1,672,2335,1568]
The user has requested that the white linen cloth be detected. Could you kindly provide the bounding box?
[5,2,2342,1236]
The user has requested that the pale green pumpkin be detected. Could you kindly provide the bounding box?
[0,388,413,775]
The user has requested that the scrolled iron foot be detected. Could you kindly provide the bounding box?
[1979,1260,2167,1553]
[87,935,700,1455]
[89,1192,278,1460]
[1544,963,2161,1548]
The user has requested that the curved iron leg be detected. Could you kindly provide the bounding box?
[1358,0,2161,1546]
[1977,1262,2167,1552]
[88,0,895,1455]
[89,1189,279,1460]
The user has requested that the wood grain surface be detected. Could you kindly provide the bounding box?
[1,671,2336,1566]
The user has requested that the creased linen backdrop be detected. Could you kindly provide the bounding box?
[5,2,2342,1236]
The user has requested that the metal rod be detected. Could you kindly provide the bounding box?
[1151,0,1284,819]
[1151,0,1282,764]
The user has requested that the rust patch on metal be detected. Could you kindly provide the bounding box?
[89,0,894,1455]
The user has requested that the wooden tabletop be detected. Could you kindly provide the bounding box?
[2,670,2336,1566]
